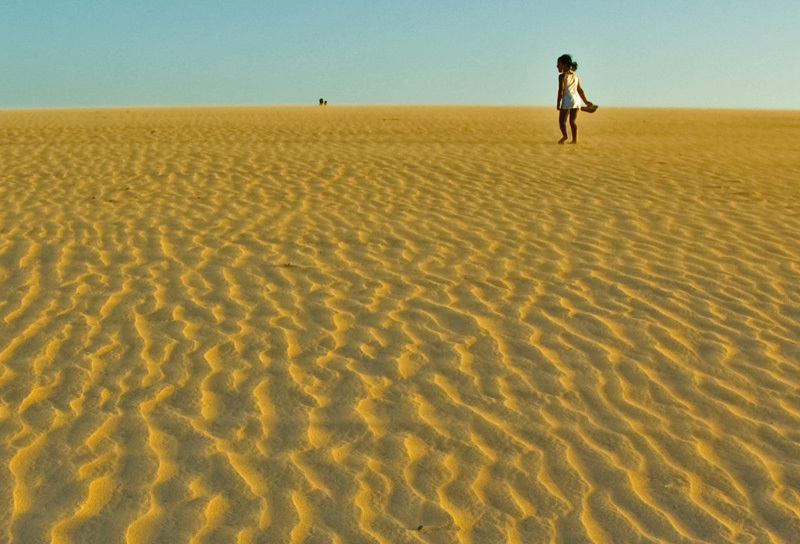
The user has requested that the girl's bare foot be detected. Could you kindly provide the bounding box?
[558,137,568,144]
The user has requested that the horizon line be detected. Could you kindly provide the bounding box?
[2,103,799,113]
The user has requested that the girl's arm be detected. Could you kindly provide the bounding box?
[577,83,591,106]
[556,74,564,110]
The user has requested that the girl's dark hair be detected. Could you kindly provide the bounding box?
[558,54,578,70]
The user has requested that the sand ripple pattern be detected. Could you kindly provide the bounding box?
[2,107,800,543]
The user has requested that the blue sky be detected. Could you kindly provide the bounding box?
[1,0,797,109]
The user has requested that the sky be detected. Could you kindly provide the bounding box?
[1,0,798,109]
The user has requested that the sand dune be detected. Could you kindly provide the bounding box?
[1,106,800,543]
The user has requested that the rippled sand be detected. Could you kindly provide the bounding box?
[1,106,800,543]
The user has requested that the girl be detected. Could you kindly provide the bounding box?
[556,54,596,144]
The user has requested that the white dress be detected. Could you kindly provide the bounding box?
[560,72,586,110]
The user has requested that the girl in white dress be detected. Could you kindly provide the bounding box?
[556,54,596,144]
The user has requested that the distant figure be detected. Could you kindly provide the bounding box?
[556,54,597,144]
[319,98,324,106]
[324,100,327,106]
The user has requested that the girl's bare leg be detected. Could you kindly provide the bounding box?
[558,109,569,144]
[569,109,579,143]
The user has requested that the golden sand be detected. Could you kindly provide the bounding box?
[1,106,800,543]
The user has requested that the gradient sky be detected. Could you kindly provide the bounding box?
[2,0,798,109]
